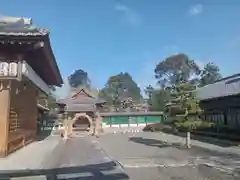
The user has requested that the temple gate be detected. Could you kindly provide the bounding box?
[57,88,106,136]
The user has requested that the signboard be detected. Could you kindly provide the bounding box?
[41,119,55,131]
[0,61,22,80]
[0,60,50,94]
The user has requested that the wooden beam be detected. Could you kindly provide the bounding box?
[0,80,11,157]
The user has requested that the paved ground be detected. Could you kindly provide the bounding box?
[3,131,240,179]
[124,165,237,180]
[97,132,240,180]
[2,136,129,180]
[0,136,63,170]
[53,136,130,180]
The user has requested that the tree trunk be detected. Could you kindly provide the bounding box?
[186,131,191,148]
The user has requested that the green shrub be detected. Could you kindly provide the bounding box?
[174,119,214,132]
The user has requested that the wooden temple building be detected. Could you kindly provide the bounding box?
[196,73,240,131]
[0,16,63,157]
[57,88,106,135]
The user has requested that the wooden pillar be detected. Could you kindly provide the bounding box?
[0,81,11,157]
[29,87,38,132]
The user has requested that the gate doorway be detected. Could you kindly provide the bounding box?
[72,114,93,132]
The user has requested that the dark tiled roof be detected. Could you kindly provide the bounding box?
[66,104,96,112]
[58,98,106,105]
[57,88,106,105]
[214,73,240,83]
[0,16,49,36]
[196,74,240,100]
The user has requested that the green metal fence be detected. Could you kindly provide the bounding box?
[101,112,163,127]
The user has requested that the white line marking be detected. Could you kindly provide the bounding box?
[123,163,190,168]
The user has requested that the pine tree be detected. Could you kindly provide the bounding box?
[165,83,212,148]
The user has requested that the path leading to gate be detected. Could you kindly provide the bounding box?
[50,136,129,179]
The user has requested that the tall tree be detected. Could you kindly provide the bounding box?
[150,88,170,111]
[144,85,154,106]
[47,95,58,110]
[68,69,91,89]
[144,85,154,99]
[99,72,142,111]
[154,53,201,88]
[199,62,222,87]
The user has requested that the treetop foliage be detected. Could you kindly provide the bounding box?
[98,72,142,111]
[68,69,91,89]
[64,52,221,114]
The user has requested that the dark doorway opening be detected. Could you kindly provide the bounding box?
[72,116,91,132]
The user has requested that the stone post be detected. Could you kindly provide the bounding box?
[67,116,73,137]
[89,117,94,136]
[63,112,69,140]
[63,120,68,140]
[93,111,102,137]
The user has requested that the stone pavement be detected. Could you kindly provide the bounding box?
[156,131,240,155]
[0,136,63,170]
[57,137,113,167]
[124,165,237,180]
[0,136,130,180]
[97,132,240,179]
[54,136,129,179]
[153,132,240,174]
[2,131,240,179]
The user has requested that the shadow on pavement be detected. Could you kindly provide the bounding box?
[35,130,53,141]
[166,131,239,148]
[129,136,240,160]
[0,161,129,180]
[129,137,184,149]
[36,115,59,141]
[143,124,240,147]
